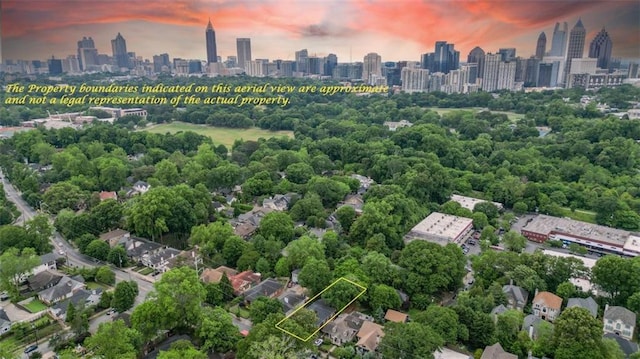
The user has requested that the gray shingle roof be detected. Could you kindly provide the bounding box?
[604,306,637,327]
[503,284,528,304]
[567,297,598,317]
[243,278,283,303]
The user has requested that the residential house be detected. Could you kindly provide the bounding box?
[338,194,365,215]
[142,247,182,273]
[39,276,85,305]
[99,191,117,201]
[522,315,547,340]
[278,289,306,314]
[502,282,529,311]
[355,320,385,354]
[322,312,374,346]
[28,270,63,292]
[231,207,274,238]
[384,309,408,323]
[0,309,11,334]
[99,229,130,248]
[225,195,237,205]
[243,278,285,305]
[603,305,636,341]
[480,343,517,359]
[230,270,262,296]
[603,333,639,358]
[396,290,410,310]
[165,249,199,271]
[350,174,375,191]
[212,201,225,212]
[291,269,301,284]
[234,223,258,239]
[383,120,413,131]
[567,297,598,318]
[262,193,296,211]
[49,288,103,321]
[308,299,337,327]
[127,181,150,197]
[532,291,562,322]
[118,237,163,264]
[200,266,238,285]
[491,304,508,320]
[32,253,60,275]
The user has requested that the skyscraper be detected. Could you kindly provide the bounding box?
[111,33,130,69]
[549,22,568,57]
[589,28,613,69]
[236,38,252,70]
[427,42,459,74]
[535,32,547,60]
[498,48,516,62]
[324,54,337,76]
[363,52,382,83]
[482,53,515,92]
[77,36,98,71]
[467,46,485,80]
[295,49,309,74]
[205,18,218,63]
[564,19,586,82]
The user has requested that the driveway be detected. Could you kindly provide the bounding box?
[2,302,38,322]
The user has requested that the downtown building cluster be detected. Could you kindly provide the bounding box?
[2,18,638,93]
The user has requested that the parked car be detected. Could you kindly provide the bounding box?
[314,338,323,346]
[0,292,9,301]
[106,309,116,315]
[24,345,38,354]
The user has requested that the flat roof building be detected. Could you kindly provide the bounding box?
[521,214,639,257]
[405,212,473,246]
[450,194,504,211]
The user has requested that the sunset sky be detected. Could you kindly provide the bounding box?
[2,0,639,63]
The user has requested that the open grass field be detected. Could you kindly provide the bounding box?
[142,122,294,148]
[560,207,597,224]
[23,299,47,313]
[428,107,525,122]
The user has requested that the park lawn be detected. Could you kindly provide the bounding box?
[23,299,47,313]
[560,207,597,224]
[428,107,524,122]
[142,122,294,148]
[229,305,250,319]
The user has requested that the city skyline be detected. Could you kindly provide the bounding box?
[2,0,639,63]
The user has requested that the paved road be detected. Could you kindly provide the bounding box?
[1,170,154,355]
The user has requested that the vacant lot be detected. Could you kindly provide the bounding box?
[142,122,294,148]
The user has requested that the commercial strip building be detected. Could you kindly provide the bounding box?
[450,194,504,211]
[404,212,473,246]
[521,214,640,257]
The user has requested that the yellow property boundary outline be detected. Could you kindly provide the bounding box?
[275,277,367,341]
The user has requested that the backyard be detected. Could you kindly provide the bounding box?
[23,299,47,313]
[142,122,294,148]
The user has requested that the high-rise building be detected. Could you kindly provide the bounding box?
[47,56,63,75]
[205,18,218,63]
[295,49,309,74]
[279,61,294,77]
[363,52,382,83]
[482,53,515,92]
[236,38,252,70]
[535,32,547,60]
[564,19,586,83]
[111,33,130,69]
[588,28,613,70]
[467,46,485,80]
[307,56,323,75]
[62,55,80,73]
[423,42,459,74]
[498,48,516,62]
[324,54,337,76]
[524,57,541,86]
[401,67,430,93]
[77,36,98,71]
[549,22,568,57]
[153,53,171,73]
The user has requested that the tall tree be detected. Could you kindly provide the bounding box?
[379,322,444,359]
[0,247,40,298]
[84,320,141,359]
[112,281,138,313]
[150,267,206,330]
[157,340,207,359]
[553,307,610,359]
[196,307,240,354]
